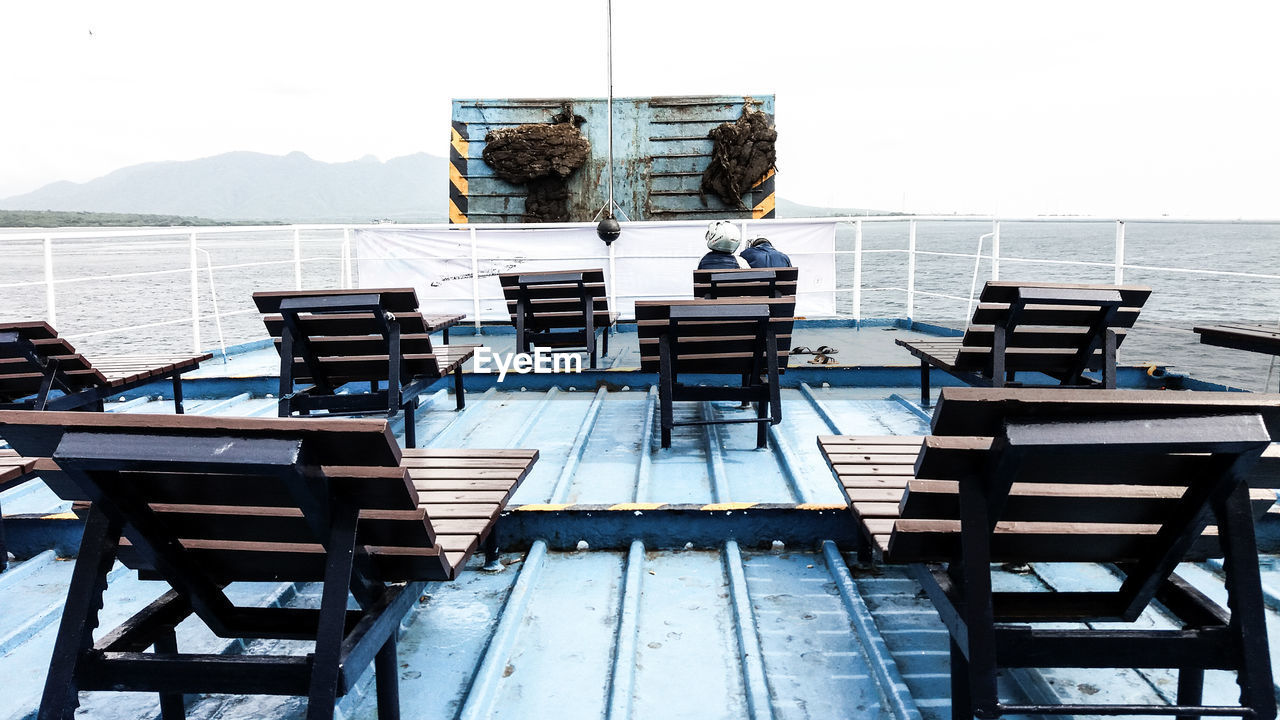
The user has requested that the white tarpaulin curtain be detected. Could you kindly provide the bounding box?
[354,220,836,321]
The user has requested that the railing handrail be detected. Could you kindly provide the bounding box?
[4,214,1280,244]
[2,217,1278,361]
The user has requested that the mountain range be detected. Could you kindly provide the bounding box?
[0,151,878,223]
[1,152,451,223]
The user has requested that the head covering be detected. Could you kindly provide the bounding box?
[749,237,772,248]
[705,220,741,253]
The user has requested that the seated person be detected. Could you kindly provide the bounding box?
[698,220,749,270]
[742,237,791,268]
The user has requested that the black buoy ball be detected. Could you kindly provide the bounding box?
[597,217,621,244]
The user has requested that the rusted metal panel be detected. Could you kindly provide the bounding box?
[449,95,775,223]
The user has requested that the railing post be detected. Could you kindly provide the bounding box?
[189,232,201,354]
[341,227,352,289]
[906,219,917,323]
[42,235,57,328]
[966,232,992,323]
[853,219,863,322]
[293,227,303,290]
[991,220,1001,280]
[1114,220,1125,284]
[607,239,618,319]
[470,226,481,332]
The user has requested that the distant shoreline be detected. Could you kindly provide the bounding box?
[0,210,281,228]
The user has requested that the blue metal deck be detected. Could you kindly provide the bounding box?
[0,323,1275,720]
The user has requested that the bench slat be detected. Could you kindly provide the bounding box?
[930,388,1280,437]
[286,347,475,384]
[263,313,440,337]
[978,281,1151,307]
[886,520,1223,564]
[144,504,436,548]
[252,288,421,315]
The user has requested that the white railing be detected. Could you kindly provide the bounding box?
[0,218,1277,384]
[0,225,350,358]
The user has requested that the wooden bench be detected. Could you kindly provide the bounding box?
[637,298,795,449]
[0,321,210,413]
[255,288,475,448]
[693,267,799,299]
[895,282,1151,405]
[0,410,537,720]
[818,387,1280,720]
[498,269,618,370]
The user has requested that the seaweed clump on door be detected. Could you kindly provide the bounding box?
[699,106,777,209]
[482,110,590,222]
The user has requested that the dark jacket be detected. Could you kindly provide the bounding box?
[697,251,743,270]
[741,240,791,268]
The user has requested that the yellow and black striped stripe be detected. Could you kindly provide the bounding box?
[751,167,776,219]
[449,121,469,224]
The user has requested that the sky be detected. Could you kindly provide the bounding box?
[1,0,1277,217]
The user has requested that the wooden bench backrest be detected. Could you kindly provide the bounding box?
[254,289,445,384]
[635,298,795,375]
[0,322,109,400]
[955,281,1152,375]
[498,269,612,331]
[883,388,1280,564]
[0,410,469,582]
[693,267,799,299]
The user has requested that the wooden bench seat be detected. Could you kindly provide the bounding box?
[818,387,1280,719]
[255,288,474,447]
[0,410,537,719]
[895,281,1151,405]
[0,321,209,413]
[499,269,616,369]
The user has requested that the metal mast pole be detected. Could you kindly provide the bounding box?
[606,0,615,217]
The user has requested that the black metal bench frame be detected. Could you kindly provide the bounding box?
[513,272,611,370]
[911,286,1124,406]
[0,331,190,413]
[658,303,782,450]
[35,429,503,720]
[275,294,464,448]
[918,412,1275,720]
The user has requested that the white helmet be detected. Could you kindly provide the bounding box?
[705,221,741,253]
